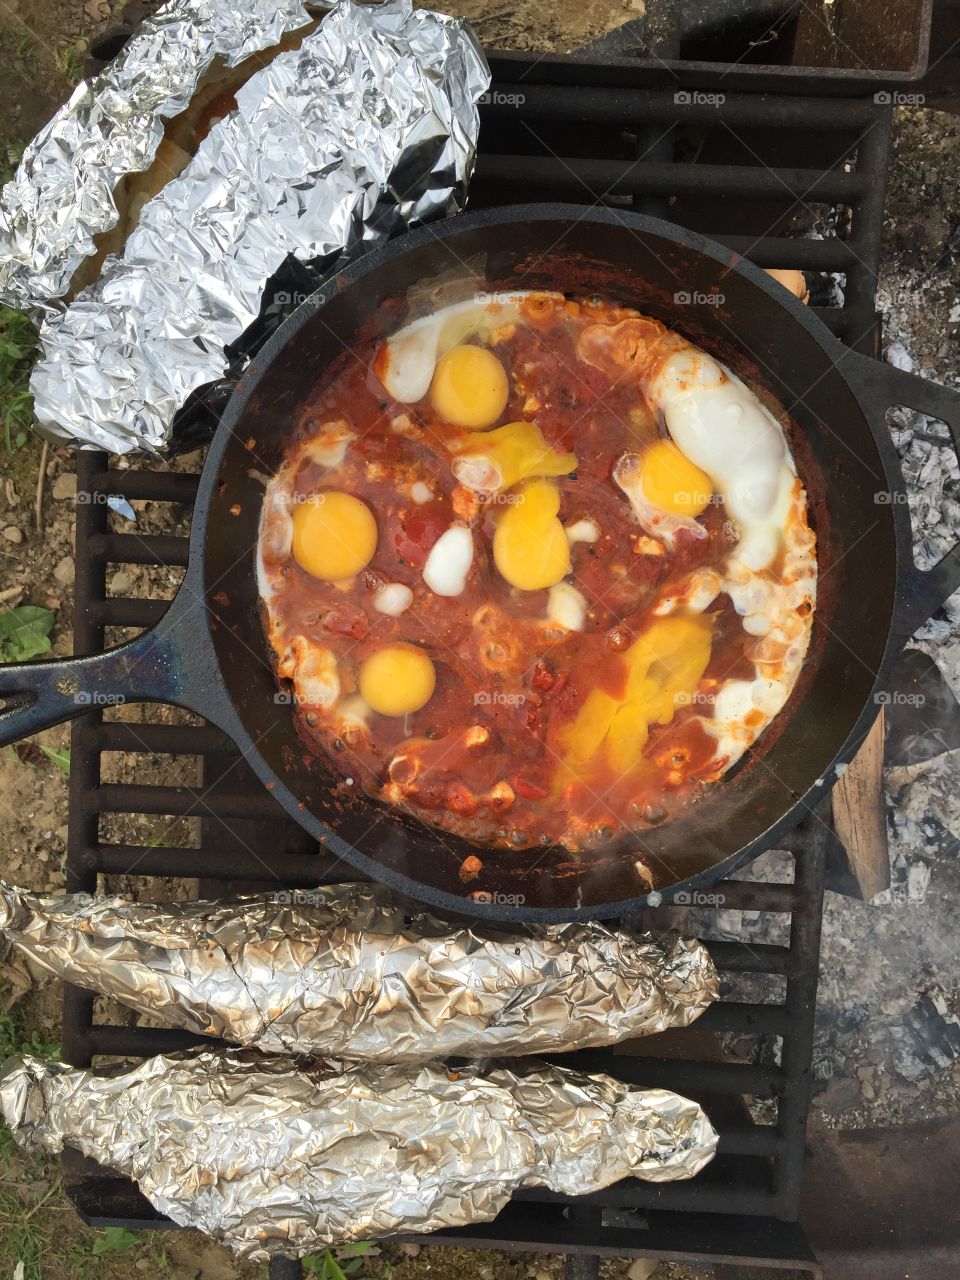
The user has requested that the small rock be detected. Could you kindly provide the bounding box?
[819,1077,861,1115]
[627,1262,658,1280]
[38,851,49,864]
[135,1260,150,1272]
[52,472,78,501]
[109,569,134,595]
[397,1243,421,1257]
[534,1271,553,1280]
[54,555,75,586]
[56,825,69,843]
[4,479,18,506]
[2,526,22,544]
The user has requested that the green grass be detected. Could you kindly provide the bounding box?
[302,1242,380,1279]
[0,304,38,460]
[11,29,40,83]
[0,606,55,663]
[53,42,86,85]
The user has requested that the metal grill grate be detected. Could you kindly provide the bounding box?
[60,71,892,1275]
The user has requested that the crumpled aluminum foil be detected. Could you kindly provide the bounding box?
[0,881,718,1063]
[0,0,313,311]
[14,0,488,453]
[0,1049,718,1257]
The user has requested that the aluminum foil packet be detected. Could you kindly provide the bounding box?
[0,0,313,310]
[6,0,488,453]
[0,1050,718,1257]
[0,881,718,1063]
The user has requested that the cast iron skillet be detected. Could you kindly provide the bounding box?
[2,205,959,922]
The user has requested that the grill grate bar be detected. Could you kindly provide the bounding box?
[473,155,866,202]
[90,599,170,628]
[87,844,355,882]
[481,84,882,129]
[96,722,235,755]
[89,533,191,567]
[87,470,200,503]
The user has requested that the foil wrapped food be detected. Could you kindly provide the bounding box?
[0,0,313,311]
[0,881,718,1063]
[4,0,488,453]
[0,1050,718,1257]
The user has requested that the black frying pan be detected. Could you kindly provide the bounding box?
[2,205,958,921]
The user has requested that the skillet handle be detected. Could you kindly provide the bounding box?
[838,351,960,640]
[0,591,224,747]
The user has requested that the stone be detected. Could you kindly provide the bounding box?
[2,526,23,544]
[54,555,75,585]
[109,570,134,595]
[627,1262,658,1280]
[52,472,77,500]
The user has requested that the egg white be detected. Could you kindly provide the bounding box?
[378,293,529,404]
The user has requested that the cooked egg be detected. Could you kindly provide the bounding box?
[430,345,509,429]
[276,637,340,710]
[423,524,474,596]
[646,351,795,571]
[493,479,571,591]
[303,423,356,469]
[373,582,414,616]
[546,581,588,631]
[640,440,713,517]
[560,615,713,774]
[376,294,527,404]
[613,452,709,547]
[291,491,378,582]
[452,421,578,496]
[359,644,436,716]
[565,517,600,545]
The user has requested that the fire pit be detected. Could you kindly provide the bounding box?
[51,15,939,1277]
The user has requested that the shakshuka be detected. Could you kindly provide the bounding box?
[257,292,817,856]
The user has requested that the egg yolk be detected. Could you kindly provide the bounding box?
[359,644,436,717]
[560,615,713,774]
[455,420,578,494]
[292,491,378,582]
[430,345,509,429]
[493,478,571,591]
[641,440,713,517]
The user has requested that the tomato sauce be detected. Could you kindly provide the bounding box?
[259,296,766,852]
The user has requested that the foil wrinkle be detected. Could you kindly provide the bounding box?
[0,881,718,1063]
[0,1050,718,1257]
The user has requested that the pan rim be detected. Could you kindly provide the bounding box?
[192,203,905,921]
